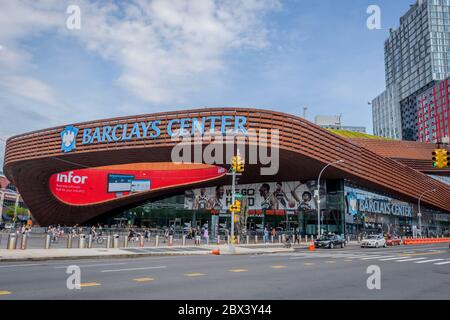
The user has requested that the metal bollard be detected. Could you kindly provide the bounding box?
[20,233,28,250]
[271,235,274,243]
[123,236,128,248]
[139,235,144,247]
[113,234,119,248]
[255,235,258,244]
[88,234,93,249]
[246,235,249,245]
[278,235,282,243]
[236,236,239,245]
[106,235,111,248]
[182,235,186,246]
[292,235,296,244]
[78,234,86,249]
[206,237,210,245]
[169,235,173,246]
[227,235,230,244]
[45,234,51,249]
[217,235,220,245]
[155,235,159,247]
[67,234,73,248]
[7,233,17,250]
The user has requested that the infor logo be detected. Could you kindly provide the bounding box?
[61,125,79,153]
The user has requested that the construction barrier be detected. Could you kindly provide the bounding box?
[403,237,450,245]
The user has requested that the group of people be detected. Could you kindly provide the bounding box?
[46,225,64,242]
[185,226,208,245]
[263,226,301,245]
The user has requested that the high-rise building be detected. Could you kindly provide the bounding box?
[372,0,450,140]
[417,77,450,142]
[372,85,402,139]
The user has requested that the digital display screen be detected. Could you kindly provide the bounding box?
[131,180,151,193]
[107,174,135,193]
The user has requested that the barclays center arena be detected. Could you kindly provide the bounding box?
[3,108,450,238]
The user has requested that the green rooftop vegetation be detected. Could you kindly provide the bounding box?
[326,129,392,140]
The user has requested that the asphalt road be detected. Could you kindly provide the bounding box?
[0,244,449,299]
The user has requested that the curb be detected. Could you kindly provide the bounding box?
[0,247,295,263]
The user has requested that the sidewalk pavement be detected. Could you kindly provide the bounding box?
[0,244,296,262]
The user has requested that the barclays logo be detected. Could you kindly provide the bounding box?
[61,125,79,153]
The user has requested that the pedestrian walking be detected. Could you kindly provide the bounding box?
[264,227,269,243]
[203,228,209,244]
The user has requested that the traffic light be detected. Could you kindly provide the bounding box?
[432,149,450,169]
[231,156,238,172]
[432,149,438,168]
[236,156,245,173]
[442,149,449,168]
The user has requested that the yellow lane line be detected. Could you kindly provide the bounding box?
[271,266,288,269]
[303,263,315,266]
[0,291,12,295]
[133,277,154,282]
[80,282,101,287]
[229,269,248,273]
[325,261,336,264]
[184,273,205,277]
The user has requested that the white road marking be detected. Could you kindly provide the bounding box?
[54,263,127,269]
[101,266,167,273]
[0,264,45,268]
[415,259,445,264]
[434,261,450,265]
[378,256,410,261]
[395,257,427,262]
[360,255,393,260]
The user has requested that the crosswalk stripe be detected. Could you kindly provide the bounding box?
[395,257,426,262]
[434,261,450,265]
[378,256,409,261]
[360,255,392,260]
[415,259,444,264]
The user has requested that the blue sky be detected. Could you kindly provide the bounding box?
[0,0,415,167]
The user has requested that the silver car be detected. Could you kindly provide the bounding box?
[361,234,387,248]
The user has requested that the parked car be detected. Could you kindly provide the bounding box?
[386,236,402,246]
[314,234,345,249]
[361,234,387,248]
[4,223,14,230]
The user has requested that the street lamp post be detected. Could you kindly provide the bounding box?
[418,188,436,238]
[316,160,344,238]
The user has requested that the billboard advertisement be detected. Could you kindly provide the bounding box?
[49,163,226,205]
[184,180,325,214]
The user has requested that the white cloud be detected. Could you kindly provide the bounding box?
[0,76,58,106]
[0,0,280,107]
[68,0,281,103]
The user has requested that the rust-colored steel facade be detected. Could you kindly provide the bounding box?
[3,108,450,225]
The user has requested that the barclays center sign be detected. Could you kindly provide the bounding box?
[346,192,413,218]
[60,116,248,153]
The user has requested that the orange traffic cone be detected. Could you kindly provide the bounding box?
[309,243,315,251]
[211,249,220,255]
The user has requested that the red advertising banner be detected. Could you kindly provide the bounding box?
[49,163,225,205]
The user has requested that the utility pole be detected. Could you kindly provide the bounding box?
[228,151,244,250]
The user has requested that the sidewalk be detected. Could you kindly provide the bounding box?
[0,244,295,262]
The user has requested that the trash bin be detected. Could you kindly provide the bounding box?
[113,234,119,248]
[78,234,86,248]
